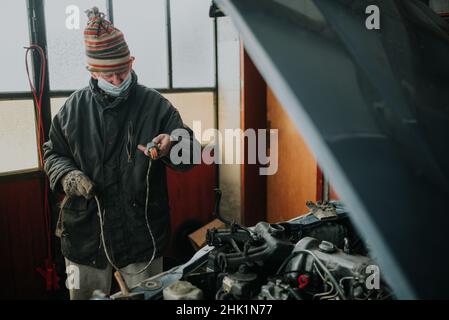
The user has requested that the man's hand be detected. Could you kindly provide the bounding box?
[61,170,95,199]
[138,134,172,159]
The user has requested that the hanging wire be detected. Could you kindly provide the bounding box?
[25,44,59,291]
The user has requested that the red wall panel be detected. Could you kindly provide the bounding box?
[0,163,216,299]
[0,174,47,299]
[166,163,217,258]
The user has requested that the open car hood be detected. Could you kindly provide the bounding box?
[215,0,449,299]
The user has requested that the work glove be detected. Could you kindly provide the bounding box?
[61,170,95,199]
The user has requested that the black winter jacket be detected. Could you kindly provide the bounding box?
[43,71,197,269]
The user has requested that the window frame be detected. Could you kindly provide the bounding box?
[0,0,51,178]
[0,0,219,179]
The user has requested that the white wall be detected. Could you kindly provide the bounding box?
[217,17,242,223]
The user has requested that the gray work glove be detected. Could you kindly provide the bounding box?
[61,170,95,199]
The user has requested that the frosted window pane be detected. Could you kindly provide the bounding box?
[171,0,215,88]
[0,1,30,92]
[162,92,215,144]
[113,0,169,88]
[51,97,69,118]
[46,0,107,90]
[0,100,39,172]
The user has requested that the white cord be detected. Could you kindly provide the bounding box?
[95,158,157,276]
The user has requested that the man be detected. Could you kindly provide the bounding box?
[43,7,198,300]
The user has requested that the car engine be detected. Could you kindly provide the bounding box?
[108,200,393,300]
[168,201,393,300]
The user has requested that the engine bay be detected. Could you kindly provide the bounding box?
[110,200,393,300]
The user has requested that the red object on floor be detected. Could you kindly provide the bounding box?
[36,258,60,291]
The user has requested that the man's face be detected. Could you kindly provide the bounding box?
[91,57,134,86]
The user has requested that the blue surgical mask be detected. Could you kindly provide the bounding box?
[97,71,132,97]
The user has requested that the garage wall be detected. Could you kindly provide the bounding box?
[266,87,320,222]
[166,164,217,261]
[241,50,267,227]
[217,17,242,223]
[0,174,48,299]
[0,165,216,299]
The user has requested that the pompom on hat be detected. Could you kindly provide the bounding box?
[84,7,132,73]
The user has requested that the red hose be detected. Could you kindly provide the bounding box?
[25,45,59,291]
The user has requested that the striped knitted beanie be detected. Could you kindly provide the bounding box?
[84,7,131,73]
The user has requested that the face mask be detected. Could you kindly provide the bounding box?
[97,71,132,97]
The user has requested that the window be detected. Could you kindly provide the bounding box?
[50,97,69,119]
[45,0,216,90]
[163,92,215,144]
[0,100,39,173]
[0,0,31,92]
[0,2,39,174]
[1,0,219,175]
[113,0,169,88]
[170,0,216,88]
[46,0,108,90]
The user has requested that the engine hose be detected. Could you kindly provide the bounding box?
[95,157,157,276]
[217,244,271,268]
[222,243,268,259]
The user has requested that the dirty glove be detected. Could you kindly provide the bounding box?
[61,170,95,199]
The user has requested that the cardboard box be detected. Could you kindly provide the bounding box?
[188,219,225,251]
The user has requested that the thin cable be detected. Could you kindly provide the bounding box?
[275,252,297,275]
[312,262,335,300]
[96,157,156,276]
[320,287,339,300]
[295,249,347,300]
[25,45,46,166]
[313,281,334,300]
[339,276,354,289]
[313,262,326,283]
